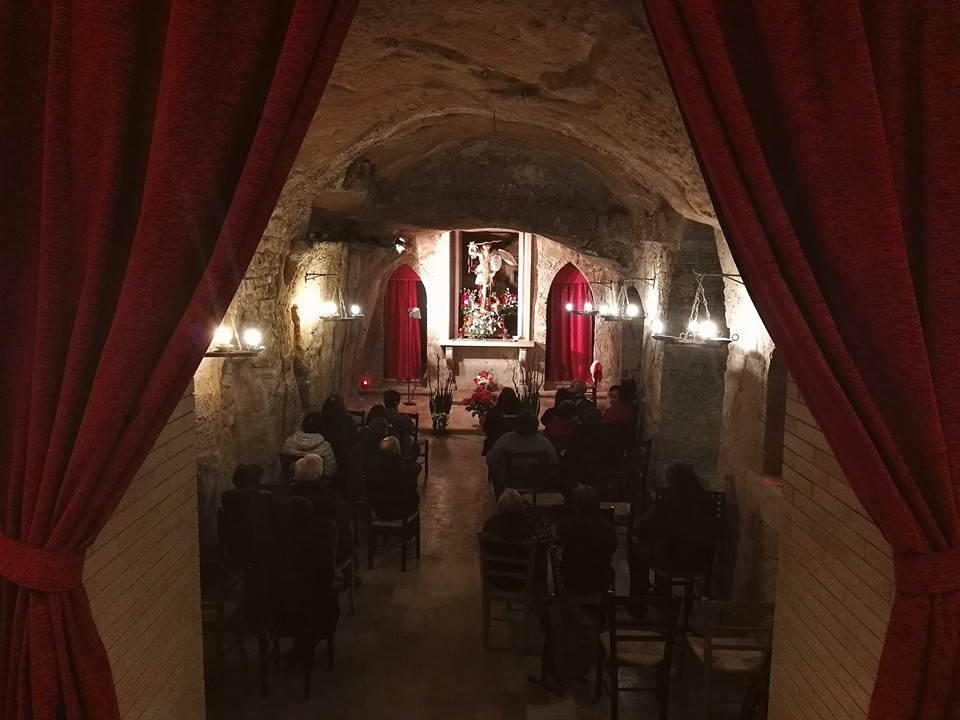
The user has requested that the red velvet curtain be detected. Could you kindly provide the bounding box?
[0,2,357,719]
[546,264,594,381]
[643,2,960,717]
[383,265,423,381]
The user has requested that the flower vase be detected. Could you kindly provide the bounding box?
[431,412,450,436]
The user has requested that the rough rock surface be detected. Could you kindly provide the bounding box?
[192,0,779,606]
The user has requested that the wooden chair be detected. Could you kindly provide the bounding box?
[681,600,774,715]
[278,453,301,483]
[366,491,421,571]
[503,450,565,513]
[607,438,654,554]
[320,518,356,616]
[346,408,366,425]
[595,592,681,720]
[477,533,541,653]
[401,410,429,476]
[254,499,340,700]
[201,518,248,679]
[650,489,726,632]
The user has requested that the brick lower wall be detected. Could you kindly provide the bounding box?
[769,379,894,719]
[84,385,205,720]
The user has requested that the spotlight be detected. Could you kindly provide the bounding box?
[394,236,407,254]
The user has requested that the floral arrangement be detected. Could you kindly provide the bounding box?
[512,354,544,415]
[498,291,519,315]
[460,288,510,339]
[430,412,450,431]
[473,370,498,391]
[428,352,455,415]
[463,388,497,418]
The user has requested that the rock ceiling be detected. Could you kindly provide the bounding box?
[269,0,713,255]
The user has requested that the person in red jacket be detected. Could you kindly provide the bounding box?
[601,385,633,426]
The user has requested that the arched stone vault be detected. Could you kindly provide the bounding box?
[194,0,781,605]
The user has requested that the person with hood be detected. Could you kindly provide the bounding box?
[281,411,338,478]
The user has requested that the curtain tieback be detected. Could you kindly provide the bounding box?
[0,530,84,592]
[894,549,960,595]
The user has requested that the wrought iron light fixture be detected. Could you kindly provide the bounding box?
[565,278,654,322]
[205,322,266,357]
[304,272,364,321]
[651,271,740,345]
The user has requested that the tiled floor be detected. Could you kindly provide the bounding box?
[204,435,748,719]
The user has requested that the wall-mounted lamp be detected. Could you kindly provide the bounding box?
[205,322,265,357]
[565,279,652,322]
[303,272,364,321]
[394,236,408,254]
[651,271,740,345]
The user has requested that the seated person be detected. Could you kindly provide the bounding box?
[567,379,596,421]
[382,389,417,454]
[486,412,559,497]
[365,436,421,520]
[629,461,710,594]
[565,408,623,476]
[281,412,338,479]
[345,417,390,500]
[540,387,572,426]
[220,464,278,568]
[557,485,618,596]
[231,462,265,489]
[542,400,579,456]
[601,385,633,427]
[286,454,354,570]
[482,387,522,455]
[481,489,544,592]
[315,394,359,468]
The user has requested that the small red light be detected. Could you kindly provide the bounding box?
[360,377,371,388]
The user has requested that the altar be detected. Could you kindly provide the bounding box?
[439,338,538,389]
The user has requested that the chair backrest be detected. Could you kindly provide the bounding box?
[400,411,420,445]
[604,591,681,668]
[278,453,301,482]
[260,497,339,639]
[702,600,774,669]
[477,532,539,597]
[346,408,366,425]
[650,488,726,573]
[502,450,547,492]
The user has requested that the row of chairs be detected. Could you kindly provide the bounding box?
[204,505,346,700]
[477,530,771,718]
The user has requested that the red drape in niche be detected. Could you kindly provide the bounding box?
[546,264,593,381]
[644,2,960,717]
[383,265,423,380]
[0,2,357,719]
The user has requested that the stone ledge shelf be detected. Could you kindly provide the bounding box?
[440,338,539,375]
[441,339,536,349]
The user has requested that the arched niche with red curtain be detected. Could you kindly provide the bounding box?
[383,264,426,381]
[546,263,594,382]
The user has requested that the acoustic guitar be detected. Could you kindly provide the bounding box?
[528,522,598,695]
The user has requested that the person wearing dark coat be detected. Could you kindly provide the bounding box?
[482,387,522,455]
[315,394,359,469]
[481,489,544,591]
[286,454,355,571]
[557,484,618,596]
[364,436,421,520]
